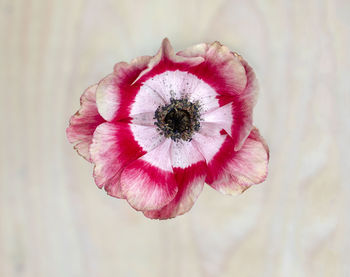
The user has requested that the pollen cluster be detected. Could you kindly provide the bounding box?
[154,97,201,141]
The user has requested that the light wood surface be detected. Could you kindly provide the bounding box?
[1,0,349,276]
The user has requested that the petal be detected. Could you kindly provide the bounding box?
[133,38,204,84]
[129,81,166,115]
[90,122,146,198]
[192,122,227,165]
[143,166,206,220]
[185,75,220,113]
[177,42,247,95]
[130,124,165,152]
[201,102,233,136]
[206,127,269,195]
[141,70,220,113]
[96,56,152,121]
[178,43,258,150]
[177,43,207,57]
[130,112,156,126]
[230,56,258,150]
[170,140,205,169]
[121,139,178,211]
[66,84,105,162]
[144,141,207,219]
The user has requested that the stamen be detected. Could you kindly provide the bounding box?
[154,97,201,141]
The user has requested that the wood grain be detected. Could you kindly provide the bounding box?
[1,0,349,276]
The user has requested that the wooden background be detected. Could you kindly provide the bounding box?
[1,0,349,276]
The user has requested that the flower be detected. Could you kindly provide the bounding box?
[67,38,269,219]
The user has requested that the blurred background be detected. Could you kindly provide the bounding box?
[1,0,349,276]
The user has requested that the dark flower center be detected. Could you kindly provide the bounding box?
[154,98,201,141]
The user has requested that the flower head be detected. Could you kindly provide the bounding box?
[67,38,269,219]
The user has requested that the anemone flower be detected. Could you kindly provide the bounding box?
[67,38,269,219]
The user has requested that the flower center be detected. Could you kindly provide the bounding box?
[154,98,201,141]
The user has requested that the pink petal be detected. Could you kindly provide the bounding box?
[170,141,205,169]
[192,122,227,164]
[133,38,204,84]
[130,112,156,126]
[66,84,105,162]
[129,83,166,115]
[177,42,247,94]
[230,56,258,150]
[90,122,145,198]
[206,127,269,195]
[141,70,220,113]
[130,124,165,152]
[177,43,258,150]
[201,102,233,136]
[144,164,206,220]
[186,75,220,113]
[121,139,178,211]
[144,141,207,219]
[96,56,151,121]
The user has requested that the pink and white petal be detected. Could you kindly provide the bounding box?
[201,102,233,136]
[144,140,207,219]
[121,139,178,211]
[207,128,269,195]
[130,124,165,152]
[144,164,206,219]
[187,78,220,113]
[249,127,270,160]
[178,43,259,150]
[130,112,156,126]
[230,56,258,150]
[170,140,205,169]
[95,73,121,122]
[142,71,184,103]
[192,122,227,165]
[177,41,247,95]
[133,38,204,84]
[129,82,166,115]
[177,43,208,58]
[140,70,220,113]
[90,122,146,198]
[66,84,105,162]
[96,56,152,121]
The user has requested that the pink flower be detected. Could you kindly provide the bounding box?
[67,38,269,219]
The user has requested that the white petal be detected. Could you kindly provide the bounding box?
[141,70,220,114]
[131,112,155,126]
[144,71,183,103]
[130,84,165,115]
[201,102,233,136]
[130,124,164,152]
[170,140,205,169]
[192,122,226,163]
[141,139,173,171]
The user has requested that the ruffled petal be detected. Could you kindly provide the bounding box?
[206,127,269,195]
[144,141,207,219]
[121,139,178,211]
[90,122,146,198]
[177,42,247,94]
[230,56,258,150]
[177,43,258,150]
[133,38,204,84]
[96,56,152,121]
[66,85,105,162]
